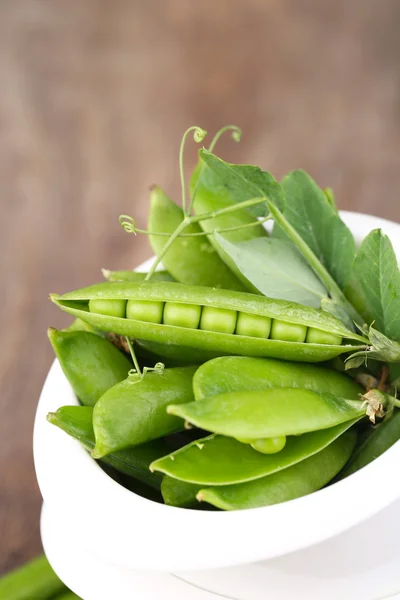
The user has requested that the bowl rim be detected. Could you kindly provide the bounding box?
[34,210,400,572]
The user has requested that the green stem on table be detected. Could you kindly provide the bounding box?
[0,554,67,600]
[267,200,364,326]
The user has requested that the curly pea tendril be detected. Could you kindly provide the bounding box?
[179,126,207,216]
[125,337,165,383]
[119,125,272,282]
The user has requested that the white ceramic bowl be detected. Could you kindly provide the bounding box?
[34,211,400,575]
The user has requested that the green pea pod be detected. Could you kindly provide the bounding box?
[47,406,165,490]
[168,388,365,440]
[56,593,81,600]
[63,318,103,335]
[92,366,197,458]
[190,161,267,288]
[0,554,67,600]
[51,281,367,363]
[136,339,225,365]
[148,186,244,290]
[48,329,132,407]
[336,409,400,480]
[161,475,199,508]
[103,269,175,283]
[193,356,362,401]
[198,429,357,510]
[150,419,360,485]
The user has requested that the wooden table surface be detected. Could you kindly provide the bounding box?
[1,0,400,574]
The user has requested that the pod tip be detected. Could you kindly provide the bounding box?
[101,268,110,279]
[46,412,57,424]
[196,491,204,502]
[91,446,105,460]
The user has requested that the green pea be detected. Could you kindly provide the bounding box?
[200,306,237,334]
[92,366,197,458]
[271,319,307,342]
[47,405,166,490]
[251,436,287,454]
[89,298,127,318]
[0,554,67,600]
[236,312,271,338]
[168,388,364,440]
[126,299,164,323]
[193,357,362,401]
[197,429,357,510]
[151,420,359,486]
[163,302,202,329]
[306,327,342,345]
[48,328,132,407]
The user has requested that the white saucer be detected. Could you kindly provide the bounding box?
[42,502,400,600]
[41,504,221,600]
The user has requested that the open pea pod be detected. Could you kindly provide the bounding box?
[92,366,197,458]
[47,405,166,490]
[51,281,367,363]
[198,429,357,510]
[48,328,132,406]
[148,186,244,290]
[193,356,362,401]
[151,418,360,485]
[336,409,400,480]
[168,388,365,440]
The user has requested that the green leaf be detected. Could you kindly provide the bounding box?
[345,326,400,370]
[350,229,400,342]
[198,148,284,217]
[213,234,328,307]
[273,170,356,289]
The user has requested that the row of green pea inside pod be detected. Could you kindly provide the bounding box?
[47,326,400,511]
[88,295,341,345]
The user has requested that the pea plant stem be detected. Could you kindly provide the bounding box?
[144,196,268,280]
[179,126,207,216]
[133,216,271,238]
[267,200,364,326]
[125,337,142,378]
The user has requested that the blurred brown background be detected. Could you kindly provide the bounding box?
[1,0,400,573]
